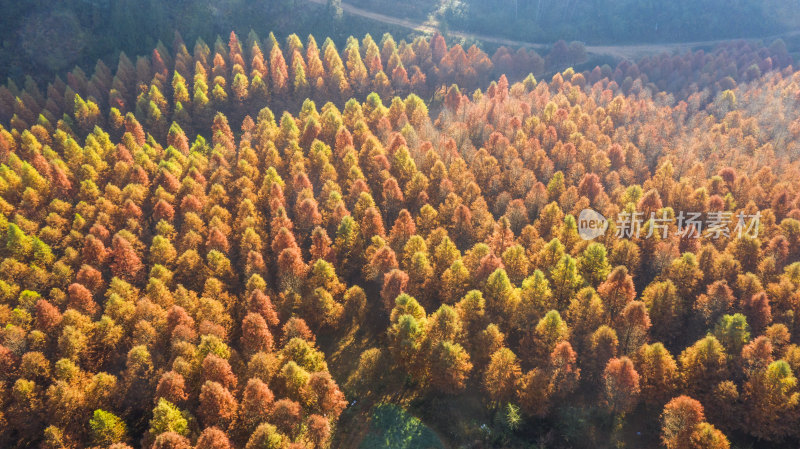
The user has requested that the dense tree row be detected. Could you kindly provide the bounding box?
[1,31,800,448]
[0,31,589,146]
[3,30,789,156]
[610,39,793,102]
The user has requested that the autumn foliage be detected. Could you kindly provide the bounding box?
[0,29,799,449]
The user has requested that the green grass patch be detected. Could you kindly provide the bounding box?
[359,403,445,449]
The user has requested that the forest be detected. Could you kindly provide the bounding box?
[1,9,800,449]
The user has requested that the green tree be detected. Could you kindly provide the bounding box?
[713,314,750,356]
[149,398,188,437]
[246,423,286,449]
[428,341,472,393]
[388,314,426,379]
[679,336,728,404]
[89,409,127,446]
[742,360,800,441]
[579,242,611,288]
[549,255,583,310]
